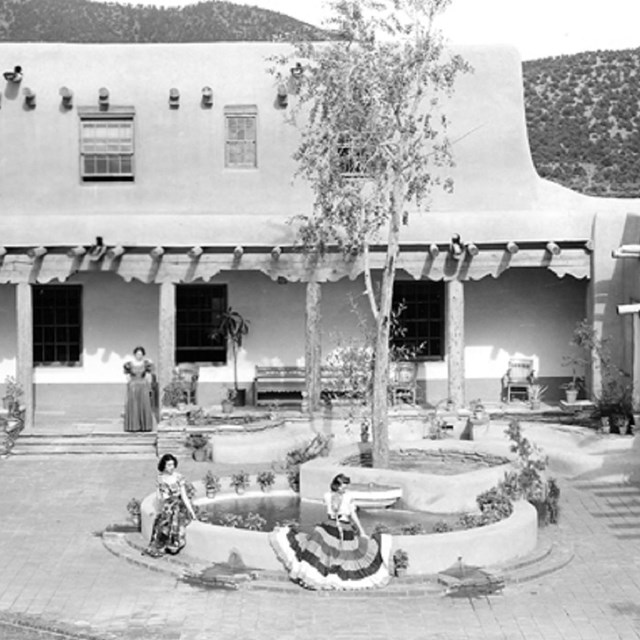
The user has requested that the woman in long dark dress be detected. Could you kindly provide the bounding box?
[123,345,154,432]
[269,473,392,590]
[144,453,198,557]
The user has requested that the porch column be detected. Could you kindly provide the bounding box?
[446,279,465,409]
[158,282,176,404]
[16,283,34,430]
[633,313,640,409]
[305,281,322,412]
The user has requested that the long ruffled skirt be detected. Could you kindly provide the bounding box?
[269,520,391,590]
[124,378,154,432]
[144,497,191,557]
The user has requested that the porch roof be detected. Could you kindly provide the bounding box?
[0,209,592,283]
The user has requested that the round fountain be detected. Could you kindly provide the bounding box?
[140,430,539,575]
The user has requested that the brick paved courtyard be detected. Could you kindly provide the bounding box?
[1,441,640,640]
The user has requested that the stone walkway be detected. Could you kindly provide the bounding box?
[1,450,640,639]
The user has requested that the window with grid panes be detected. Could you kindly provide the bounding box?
[391,280,445,359]
[224,105,257,168]
[176,285,228,364]
[337,133,370,176]
[80,117,134,181]
[33,285,82,365]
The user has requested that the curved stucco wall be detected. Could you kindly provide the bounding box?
[141,489,537,576]
[300,440,516,513]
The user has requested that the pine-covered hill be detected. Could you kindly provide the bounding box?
[0,0,328,43]
[523,47,640,198]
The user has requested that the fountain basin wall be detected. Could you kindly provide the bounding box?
[395,500,537,574]
[301,441,516,513]
[140,489,536,575]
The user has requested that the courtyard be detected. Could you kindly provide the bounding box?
[1,418,639,640]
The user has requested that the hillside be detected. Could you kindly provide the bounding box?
[0,0,327,42]
[523,48,640,198]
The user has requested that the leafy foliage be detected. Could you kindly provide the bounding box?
[523,48,640,197]
[270,0,468,468]
[204,471,221,494]
[569,320,633,429]
[0,0,329,42]
[283,433,333,491]
[256,470,276,489]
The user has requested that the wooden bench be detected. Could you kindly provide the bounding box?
[254,366,344,407]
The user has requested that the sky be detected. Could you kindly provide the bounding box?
[115,0,640,61]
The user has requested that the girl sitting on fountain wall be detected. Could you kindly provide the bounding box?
[144,453,198,558]
[269,473,392,590]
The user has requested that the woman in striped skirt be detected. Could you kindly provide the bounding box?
[269,473,392,590]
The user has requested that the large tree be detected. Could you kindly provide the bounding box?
[273,0,468,467]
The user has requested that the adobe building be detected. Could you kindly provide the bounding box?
[1,42,639,429]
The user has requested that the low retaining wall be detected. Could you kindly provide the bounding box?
[140,488,537,576]
[301,441,516,513]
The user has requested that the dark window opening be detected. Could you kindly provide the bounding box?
[33,285,82,365]
[175,285,228,364]
[392,280,445,359]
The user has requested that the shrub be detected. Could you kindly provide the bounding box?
[476,486,514,523]
[372,522,392,535]
[284,433,332,491]
[456,513,485,530]
[432,520,452,533]
[399,523,425,535]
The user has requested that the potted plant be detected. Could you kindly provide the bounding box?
[162,375,187,408]
[211,307,250,406]
[526,372,547,410]
[126,498,141,530]
[392,548,409,577]
[256,470,276,492]
[204,471,221,498]
[527,383,547,411]
[2,376,24,417]
[185,432,210,462]
[221,387,235,414]
[561,351,586,403]
[230,470,250,494]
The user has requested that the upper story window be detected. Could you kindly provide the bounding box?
[337,133,371,176]
[225,105,257,169]
[78,107,135,182]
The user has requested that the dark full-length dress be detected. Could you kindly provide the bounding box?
[144,472,192,557]
[124,359,154,432]
[269,491,392,590]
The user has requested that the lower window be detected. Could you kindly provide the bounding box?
[176,285,228,364]
[392,280,445,359]
[33,285,82,365]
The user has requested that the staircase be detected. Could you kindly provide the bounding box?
[10,432,157,456]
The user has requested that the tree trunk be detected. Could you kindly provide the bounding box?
[305,280,322,412]
[371,184,403,468]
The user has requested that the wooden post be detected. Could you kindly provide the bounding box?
[305,281,322,412]
[158,282,176,405]
[446,279,465,409]
[16,283,34,430]
[618,303,640,410]
[633,313,640,410]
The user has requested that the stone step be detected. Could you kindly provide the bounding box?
[11,432,157,455]
[488,537,574,585]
